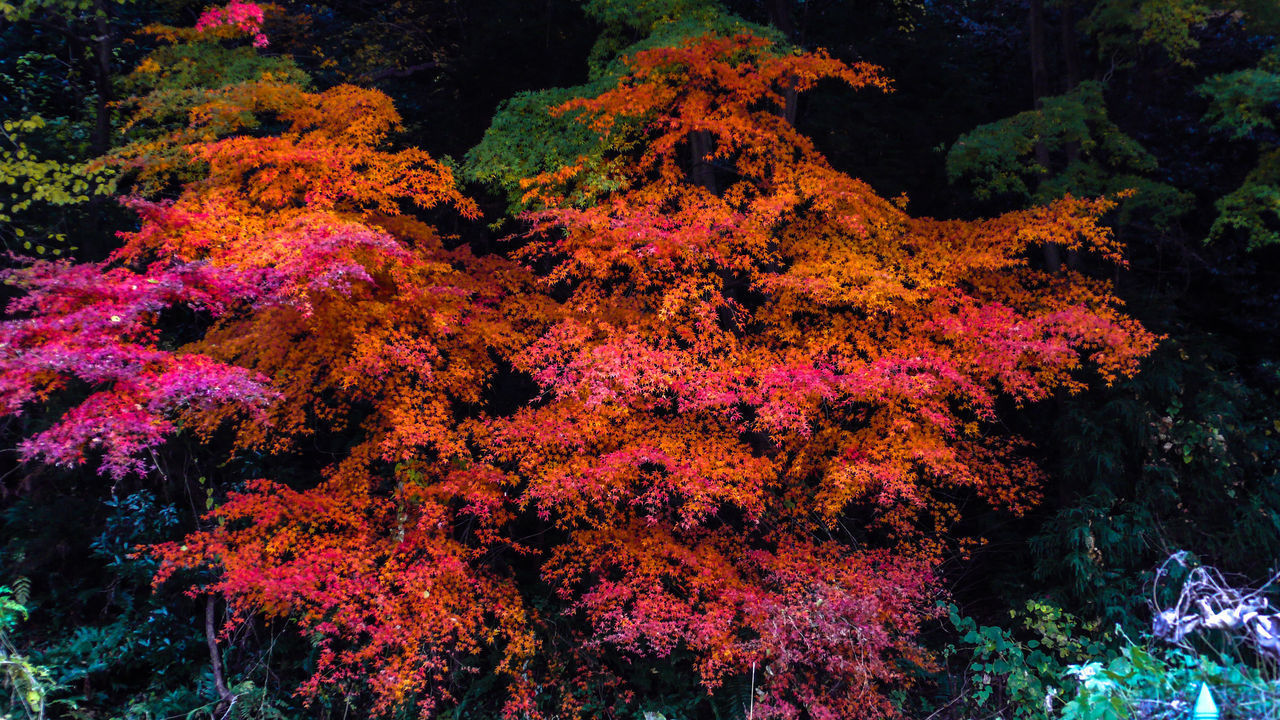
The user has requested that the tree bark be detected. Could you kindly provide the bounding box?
[689,130,717,193]
[767,0,799,125]
[1060,0,1083,270]
[1060,0,1082,91]
[1029,0,1062,272]
[205,595,234,713]
[90,0,114,157]
[1029,0,1051,107]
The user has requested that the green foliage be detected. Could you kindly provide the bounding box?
[0,115,116,254]
[122,43,310,100]
[1032,340,1280,626]
[463,0,778,212]
[1080,0,1209,66]
[582,2,779,79]
[1208,149,1280,249]
[1198,58,1280,140]
[79,678,292,720]
[91,491,180,580]
[947,82,1190,227]
[1061,642,1280,719]
[219,681,291,720]
[111,37,313,197]
[0,490,288,720]
[1199,52,1280,248]
[1031,502,1154,624]
[0,0,132,22]
[1,51,71,118]
[31,492,213,718]
[578,0,720,30]
[462,81,628,212]
[0,585,54,720]
[944,601,1115,720]
[943,600,1280,719]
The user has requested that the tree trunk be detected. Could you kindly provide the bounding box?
[90,0,114,156]
[1060,0,1081,91]
[1060,0,1083,270]
[768,0,799,124]
[689,130,717,193]
[205,595,235,713]
[1029,0,1062,272]
[1029,0,1050,106]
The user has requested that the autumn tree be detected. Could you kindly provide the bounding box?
[3,6,544,714]
[0,4,1156,719]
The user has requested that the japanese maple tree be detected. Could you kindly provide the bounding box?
[474,32,1155,718]
[0,7,1156,720]
[2,9,543,714]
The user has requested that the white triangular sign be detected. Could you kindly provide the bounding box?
[1193,682,1219,720]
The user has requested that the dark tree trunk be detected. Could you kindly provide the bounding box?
[767,0,799,125]
[689,130,717,193]
[1060,0,1082,91]
[90,0,114,156]
[1029,0,1062,272]
[1060,0,1083,270]
[1029,0,1051,106]
[205,595,235,713]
